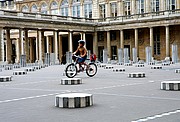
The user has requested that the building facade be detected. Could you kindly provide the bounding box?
[0,0,180,63]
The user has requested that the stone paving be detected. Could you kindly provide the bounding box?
[0,63,180,122]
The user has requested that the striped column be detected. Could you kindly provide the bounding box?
[55,93,93,108]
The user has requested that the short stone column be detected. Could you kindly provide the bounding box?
[124,48,129,63]
[55,93,93,108]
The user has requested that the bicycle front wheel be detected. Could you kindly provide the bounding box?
[86,63,97,77]
[65,63,77,78]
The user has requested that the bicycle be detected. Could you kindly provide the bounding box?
[65,55,97,78]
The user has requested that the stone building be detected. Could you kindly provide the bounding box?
[0,0,180,63]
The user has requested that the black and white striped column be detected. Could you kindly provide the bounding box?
[175,69,180,73]
[61,78,82,85]
[24,68,35,72]
[113,68,125,72]
[0,76,12,82]
[55,93,93,108]
[151,66,162,69]
[13,71,27,75]
[161,81,180,90]
[128,72,145,78]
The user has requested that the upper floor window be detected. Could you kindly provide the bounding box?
[60,0,69,16]
[151,0,159,12]
[137,0,144,14]
[99,4,106,18]
[0,1,6,8]
[72,0,81,17]
[50,1,58,15]
[124,0,131,16]
[84,0,92,18]
[165,0,176,10]
[110,2,117,17]
[22,5,29,12]
[40,3,48,14]
[31,4,38,13]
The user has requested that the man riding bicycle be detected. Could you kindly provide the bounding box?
[73,40,87,71]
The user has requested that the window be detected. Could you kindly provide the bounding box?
[151,0,159,12]
[84,0,92,18]
[31,4,38,13]
[154,28,160,55]
[60,0,69,16]
[40,3,48,14]
[124,0,131,16]
[50,1,58,15]
[99,4,106,18]
[124,31,130,40]
[22,5,29,12]
[165,0,176,10]
[137,0,144,14]
[98,32,104,41]
[0,1,6,8]
[110,31,116,41]
[72,0,81,17]
[110,2,117,17]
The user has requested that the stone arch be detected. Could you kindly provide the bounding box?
[39,2,49,14]
[21,4,29,12]
[30,3,38,13]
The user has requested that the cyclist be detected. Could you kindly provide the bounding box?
[73,40,87,71]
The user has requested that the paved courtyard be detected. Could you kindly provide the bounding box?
[0,63,180,122]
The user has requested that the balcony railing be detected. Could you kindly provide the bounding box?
[0,9,180,26]
[98,9,180,24]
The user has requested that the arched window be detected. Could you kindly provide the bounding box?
[31,4,38,13]
[60,0,68,16]
[40,3,48,14]
[22,5,29,12]
[50,1,58,15]
[72,0,80,17]
[84,0,92,18]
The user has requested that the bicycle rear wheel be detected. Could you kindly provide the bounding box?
[86,63,97,77]
[65,63,77,78]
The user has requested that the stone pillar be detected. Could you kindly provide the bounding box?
[68,5,72,17]
[106,2,110,18]
[93,32,98,58]
[83,33,86,41]
[150,27,154,57]
[177,0,180,9]
[120,30,124,49]
[160,0,165,11]
[165,26,170,58]
[131,0,136,15]
[6,29,12,63]
[92,0,99,19]
[80,3,84,18]
[107,31,111,61]
[117,0,121,16]
[19,29,24,55]
[59,35,63,62]
[0,28,4,62]
[35,32,39,61]
[68,31,73,52]
[38,30,43,63]
[46,36,49,53]
[54,31,59,64]
[15,38,20,63]
[29,38,34,63]
[145,0,150,13]
[119,0,124,16]
[135,28,139,57]
[24,30,29,63]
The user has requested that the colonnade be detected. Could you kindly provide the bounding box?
[105,25,171,60]
[0,28,97,64]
